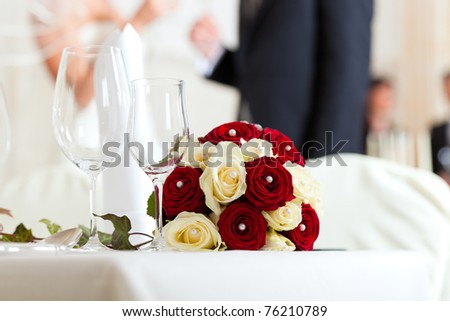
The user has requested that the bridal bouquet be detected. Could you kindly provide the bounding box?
[160,121,323,251]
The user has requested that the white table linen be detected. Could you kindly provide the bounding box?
[0,250,430,301]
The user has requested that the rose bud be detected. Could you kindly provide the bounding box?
[163,166,209,220]
[199,121,261,146]
[283,204,320,251]
[245,156,295,211]
[217,201,267,250]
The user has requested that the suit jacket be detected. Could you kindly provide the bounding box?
[210,0,373,159]
[431,122,450,174]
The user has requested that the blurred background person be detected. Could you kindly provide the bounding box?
[0,0,239,233]
[30,0,239,133]
[32,0,178,82]
[365,77,414,166]
[365,78,394,135]
[191,0,373,159]
[32,0,179,109]
[431,72,450,185]
[0,0,239,182]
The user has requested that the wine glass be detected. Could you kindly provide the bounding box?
[129,78,189,250]
[53,45,129,251]
[0,84,11,165]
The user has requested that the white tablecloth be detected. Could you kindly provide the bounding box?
[0,250,430,301]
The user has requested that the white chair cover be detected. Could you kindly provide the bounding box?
[310,153,450,300]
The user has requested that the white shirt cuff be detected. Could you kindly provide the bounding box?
[195,47,225,77]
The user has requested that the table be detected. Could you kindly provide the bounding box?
[0,250,431,301]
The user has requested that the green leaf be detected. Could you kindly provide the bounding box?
[1,223,34,243]
[147,192,156,220]
[39,219,62,235]
[76,225,90,248]
[98,231,113,246]
[95,214,137,250]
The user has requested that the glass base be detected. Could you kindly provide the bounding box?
[140,236,167,251]
[77,236,109,252]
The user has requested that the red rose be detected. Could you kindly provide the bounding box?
[199,121,261,146]
[283,204,320,251]
[262,128,305,166]
[163,166,209,220]
[217,201,267,250]
[245,157,295,211]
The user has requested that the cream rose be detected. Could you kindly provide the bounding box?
[262,201,302,231]
[285,162,324,219]
[181,139,216,169]
[162,212,222,251]
[209,212,220,226]
[284,162,315,203]
[308,180,324,219]
[199,142,247,215]
[241,139,274,162]
[262,228,295,251]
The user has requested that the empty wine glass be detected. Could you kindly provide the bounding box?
[129,78,189,250]
[0,84,11,165]
[53,45,129,251]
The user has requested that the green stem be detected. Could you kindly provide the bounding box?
[129,232,153,249]
[133,239,153,249]
[128,232,153,238]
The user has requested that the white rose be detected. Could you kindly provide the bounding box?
[284,162,315,203]
[181,139,216,169]
[308,180,324,219]
[209,212,220,226]
[290,196,303,208]
[262,228,295,251]
[285,162,324,219]
[241,139,274,162]
[200,142,247,215]
[262,201,302,231]
[163,212,222,251]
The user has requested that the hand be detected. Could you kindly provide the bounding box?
[130,0,179,32]
[79,0,124,25]
[31,0,124,84]
[190,15,222,59]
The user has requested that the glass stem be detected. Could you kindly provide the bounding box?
[152,179,164,240]
[89,173,98,238]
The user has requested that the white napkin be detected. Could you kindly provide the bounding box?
[97,24,154,239]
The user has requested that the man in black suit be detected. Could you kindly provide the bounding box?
[191,0,373,159]
[431,73,450,184]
